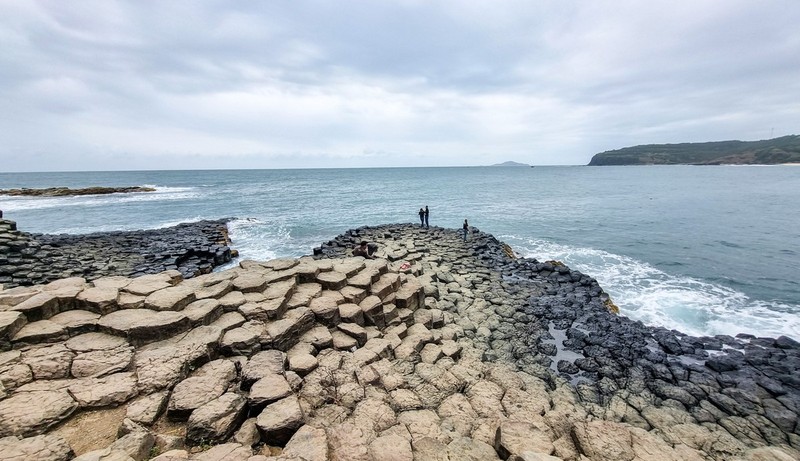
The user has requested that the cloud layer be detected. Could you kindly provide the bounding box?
[2,0,799,171]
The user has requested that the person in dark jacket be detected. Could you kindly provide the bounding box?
[419,208,425,227]
[424,206,429,228]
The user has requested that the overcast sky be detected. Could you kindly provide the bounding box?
[1,0,799,171]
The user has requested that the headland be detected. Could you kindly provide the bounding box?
[0,220,798,460]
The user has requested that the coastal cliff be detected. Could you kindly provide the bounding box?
[588,135,800,166]
[0,222,798,460]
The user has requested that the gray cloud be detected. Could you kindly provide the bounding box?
[1,0,799,171]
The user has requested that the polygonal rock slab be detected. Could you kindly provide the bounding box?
[216,290,246,311]
[91,276,132,290]
[256,395,304,446]
[316,271,347,291]
[182,299,223,326]
[168,359,237,420]
[248,373,293,409]
[68,372,139,408]
[123,275,172,297]
[286,283,322,309]
[282,425,328,461]
[0,433,74,461]
[98,309,191,346]
[21,344,75,380]
[11,320,67,346]
[220,324,262,356]
[186,393,247,445]
[0,389,77,437]
[7,292,59,321]
[71,345,134,378]
[495,420,555,459]
[232,272,269,293]
[262,258,299,271]
[0,311,26,341]
[570,420,635,461]
[301,326,333,350]
[65,332,128,352]
[369,433,413,461]
[126,390,169,426]
[144,286,196,312]
[76,287,120,315]
[48,310,100,336]
[0,286,39,307]
[241,350,286,389]
[210,311,246,332]
[263,308,314,351]
[196,280,233,300]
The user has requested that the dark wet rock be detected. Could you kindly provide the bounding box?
[0,219,233,289]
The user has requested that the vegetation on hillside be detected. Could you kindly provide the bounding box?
[588,135,800,165]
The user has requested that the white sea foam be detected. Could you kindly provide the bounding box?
[216,218,291,270]
[502,235,800,340]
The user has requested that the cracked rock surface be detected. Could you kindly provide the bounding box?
[0,223,798,460]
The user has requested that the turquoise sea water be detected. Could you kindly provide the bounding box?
[1,166,799,340]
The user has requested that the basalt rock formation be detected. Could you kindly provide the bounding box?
[0,219,235,288]
[0,223,797,461]
[0,187,156,197]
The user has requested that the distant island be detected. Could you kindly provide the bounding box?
[588,135,800,166]
[0,186,156,197]
[491,161,531,167]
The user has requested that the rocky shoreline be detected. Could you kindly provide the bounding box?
[0,222,798,460]
[0,219,236,288]
[0,187,156,197]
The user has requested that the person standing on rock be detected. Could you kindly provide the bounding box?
[419,208,425,227]
[424,206,430,228]
[462,219,469,241]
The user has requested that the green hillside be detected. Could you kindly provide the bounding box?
[588,135,800,166]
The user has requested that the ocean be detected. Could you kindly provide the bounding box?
[1,166,799,340]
